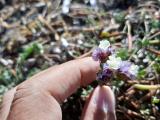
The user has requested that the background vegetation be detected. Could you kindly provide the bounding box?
[0,0,160,119]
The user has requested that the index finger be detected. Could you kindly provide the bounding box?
[18,57,100,103]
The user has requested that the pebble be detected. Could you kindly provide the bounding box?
[62,0,71,14]
[77,39,83,45]
[143,58,149,64]
[52,47,61,54]
[0,58,13,66]
[148,72,154,78]
[61,37,69,47]
[138,52,144,58]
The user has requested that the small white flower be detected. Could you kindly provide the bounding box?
[99,40,110,50]
[128,64,139,76]
[107,55,122,70]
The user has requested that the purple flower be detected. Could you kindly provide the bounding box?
[92,40,113,62]
[119,61,131,72]
[92,48,107,61]
[97,64,112,81]
[92,46,114,61]
[118,61,138,79]
[107,46,115,55]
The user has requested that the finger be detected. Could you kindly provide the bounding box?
[0,87,17,120]
[81,86,116,120]
[18,57,99,103]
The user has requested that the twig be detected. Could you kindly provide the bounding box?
[118,105,143,119]
[116,109,132,120]
[148,31,160,40]
[126,20,132,52]
[76,48,93,59]
[38,15,60,40]
[147,48,160,55]
[56,25,104,32]
[140,90,156,102]
[127,80,150,85]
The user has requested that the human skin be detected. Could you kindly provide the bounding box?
[0,57,116,120]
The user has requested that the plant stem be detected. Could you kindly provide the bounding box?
[133,84,160,90]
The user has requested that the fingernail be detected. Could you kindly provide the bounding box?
[91,86,116,120]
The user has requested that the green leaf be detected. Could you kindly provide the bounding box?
[116,48,129,60]
[114,12,125,23]
[112,80,124,88]
[153,63,160,73]
[0,85,8,95]
[0,69,13,85]
[151,19,160,29]
[136,39,150,48]
[137,69,146,79]
[27,68,41,78]
[142,39,150,47]
[18,42,44,63]
[152,96,160,104]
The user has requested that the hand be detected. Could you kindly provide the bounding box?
[0,57,116,120]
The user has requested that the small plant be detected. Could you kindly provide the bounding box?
[152,96,160,111]
[18,42,44,63]
[92,40,139,83]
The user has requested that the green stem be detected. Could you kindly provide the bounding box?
[133,84,160,90]
[149,39,160,44]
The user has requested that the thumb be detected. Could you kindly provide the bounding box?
[81,86,116,120]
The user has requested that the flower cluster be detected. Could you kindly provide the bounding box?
[92,40,114,62]
[92,40,139,82]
